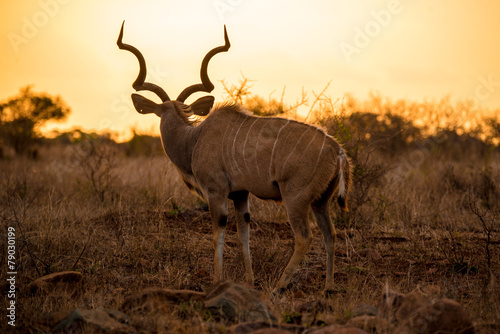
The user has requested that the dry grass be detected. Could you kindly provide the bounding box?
[1,98,499,333]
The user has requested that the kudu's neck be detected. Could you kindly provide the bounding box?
[159,111,199,175]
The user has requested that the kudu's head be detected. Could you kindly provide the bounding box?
[117,21,230,119]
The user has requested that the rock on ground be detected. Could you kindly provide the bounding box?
[204,281,278,323]
[349,315,391,333]
[52,308,135,334]
[395,298,475,334]
[377,287,475,333]
[120,287,205,313]
[309,326,370,334]
[378,289,430,323]
[119,282,278,325]
[228,321,305,334]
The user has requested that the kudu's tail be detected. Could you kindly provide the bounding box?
[337,148,352,212]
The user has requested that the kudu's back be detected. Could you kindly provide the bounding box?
[192,104,348,208]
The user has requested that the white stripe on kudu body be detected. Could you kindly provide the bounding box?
[242,117,260,174]
[231,115,249,175]
[118,23,352,294]
[279,126,311,179]
[269,119,291,179]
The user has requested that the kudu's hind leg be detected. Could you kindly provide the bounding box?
[232,191,254,285]
[312,177,337,293]
[209,195,228,283]
[312,197,336,293]
[275,197,312,292]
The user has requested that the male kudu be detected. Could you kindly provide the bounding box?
[117,22,352,293]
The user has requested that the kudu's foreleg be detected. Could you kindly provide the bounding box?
[232,191,254,285]
[209,195,228,283]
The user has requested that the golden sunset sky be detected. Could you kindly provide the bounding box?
[1,0,499,139]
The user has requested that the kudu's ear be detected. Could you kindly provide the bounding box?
[131,93,162,116]
[190,96,215,116]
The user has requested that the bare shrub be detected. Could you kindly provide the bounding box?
[0,163,46,276]
[71,135,119,202]
[468,192,498,275]
[221,75,308,117]
[317,103,388,229]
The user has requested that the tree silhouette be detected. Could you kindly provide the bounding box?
[0,86,70,155]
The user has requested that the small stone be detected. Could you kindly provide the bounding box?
[311,326,370,334]
[252,329,298,334]
[378,289,430,323]
[228,321,304,334]
[52,308,135,333]
[396,298,475,334]
[204,281,277,323]
[349,315,391,333]
[394,291,430,323]
[121,287,205,313]
[377,288,404,321]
